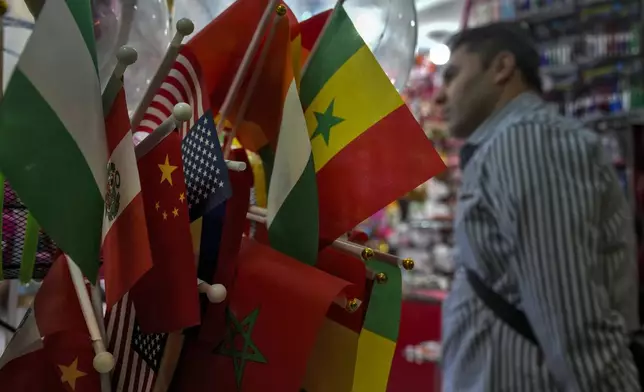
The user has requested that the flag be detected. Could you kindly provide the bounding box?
[300,5,446,246]
[134,47,206,140]
[352,259,402,392]
[170,238,354,391]
[302,248,367,392]
[102,85,154,308]
[181,110,232,222]
[0,0,106,280]
[106,295,185,392]
[196,149,252,344]
[267,16,319,266]
[0,254,101,392]
[298,10,331,69]
[130,131,200,333]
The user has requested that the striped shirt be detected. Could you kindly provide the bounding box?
[441,92,640,391]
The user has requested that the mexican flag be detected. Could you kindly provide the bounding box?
[266,15,319,266]
[0,0,106,280]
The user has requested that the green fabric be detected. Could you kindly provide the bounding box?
[268,156,319,265]
[102,75,123,115]
[19,213,39,283]
[258,145,275,193]
[0,70,104,281]
[364,259,402,341]
[299,5,365,110]
[65,0,98,72]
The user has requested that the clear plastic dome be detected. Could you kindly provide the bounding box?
[3,0,416,111]
[173,0,418,91]
[3,0,172,112]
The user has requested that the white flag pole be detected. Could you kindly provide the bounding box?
[216,0,278,147]
[133,103,192,159]
[129,18,195,131]
[66,256,115,374]
[222,4,285,159]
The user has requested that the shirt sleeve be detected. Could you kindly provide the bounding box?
[488,122,640,392]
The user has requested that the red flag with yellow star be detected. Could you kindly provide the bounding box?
[129,131,201,333]
[0,255,100,392]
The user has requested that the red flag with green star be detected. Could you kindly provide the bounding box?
[170,238,354,391]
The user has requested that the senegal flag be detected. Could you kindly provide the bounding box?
[352,259,403,391]
[300,5,446,246]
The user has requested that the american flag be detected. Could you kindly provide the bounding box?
[106,294,168,392]
[135,47,205,139]
[181,110,232,222]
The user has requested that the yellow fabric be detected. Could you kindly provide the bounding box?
[304,45,404,172]
[290,34,302,90]
[352,330,397,392]
[189,218,202,264]
[302,319,359,392]
[247,150,267,208]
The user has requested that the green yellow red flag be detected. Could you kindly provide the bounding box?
[299,4,446,246]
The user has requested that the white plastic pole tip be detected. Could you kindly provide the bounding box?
[93,351,115,374]
[204,284,227,303]
[175,18,195,36]
[173,103,192,122]
[225,160,247,172]
[116,46,138,66]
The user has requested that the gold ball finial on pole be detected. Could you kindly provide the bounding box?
[276,4,287,16]
[345,298,360,313]
[375,272,388,284]
[361,247,374,261]
[401,258,415,271]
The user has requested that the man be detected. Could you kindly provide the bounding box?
[435,22,640,391]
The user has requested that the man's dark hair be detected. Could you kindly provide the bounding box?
[447,22,542,93]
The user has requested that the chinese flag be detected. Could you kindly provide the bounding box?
[132,132,200,333]
[170,238,354,392]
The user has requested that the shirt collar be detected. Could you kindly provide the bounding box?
[460,92,544,168]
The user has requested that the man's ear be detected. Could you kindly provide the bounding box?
[491,51,517,85]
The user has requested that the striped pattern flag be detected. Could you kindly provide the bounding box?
[133,47,205,141]
[106,294,183,392]
[0,0,106,280]
[267,15,319,266]
[352,259,402,391]
[101,84,154,307]
[299,4,446,246]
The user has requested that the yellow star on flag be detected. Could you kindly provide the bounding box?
[155,201,160,211]
[172,207,179,217]
[162,211,168,220]
[179,193,185,203]
[158,154,178,186]
[58,358,87,391]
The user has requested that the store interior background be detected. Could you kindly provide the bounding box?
[3,0,642,391]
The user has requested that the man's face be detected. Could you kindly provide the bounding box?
[434,46,500,139]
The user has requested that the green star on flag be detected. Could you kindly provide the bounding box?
[311,99,344,145]
[215,307,267,389]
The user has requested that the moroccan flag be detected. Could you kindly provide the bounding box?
[0,0,106,280]
[170,238,353,391]
[352,259,402,391]
[300,5,446,246]
[266,15,319,266]
[131,131,200,333]
[0,254,101,392]
[102,83,154,308]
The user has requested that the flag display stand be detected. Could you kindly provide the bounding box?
[0,1,448,391]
